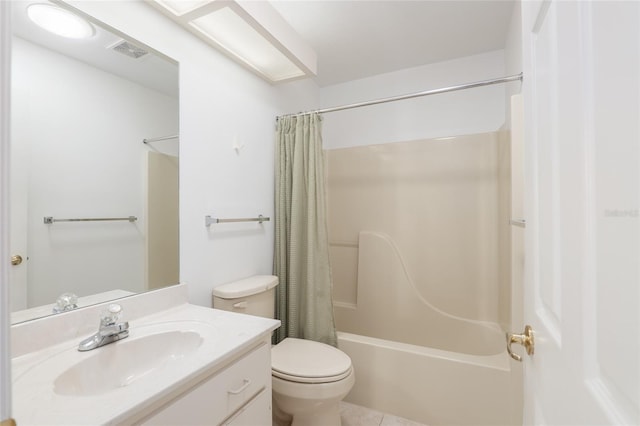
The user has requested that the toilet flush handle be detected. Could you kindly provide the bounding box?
[232,301,248,309]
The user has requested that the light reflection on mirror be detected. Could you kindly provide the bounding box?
[10,0,179,324]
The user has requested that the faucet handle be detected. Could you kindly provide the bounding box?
[101,303,123,326]
[52,292,78,314]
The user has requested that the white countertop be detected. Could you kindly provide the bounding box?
[11,286,280,425]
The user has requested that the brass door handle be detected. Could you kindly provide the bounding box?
[506,325,534,362]
[11,254,23,266]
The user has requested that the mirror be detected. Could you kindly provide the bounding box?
[10,0,179,324]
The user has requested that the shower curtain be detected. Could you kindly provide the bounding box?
[273,113,337,346]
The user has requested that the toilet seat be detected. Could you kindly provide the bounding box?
[271,338,352,384]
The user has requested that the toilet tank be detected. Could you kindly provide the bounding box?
[212,275,279,318]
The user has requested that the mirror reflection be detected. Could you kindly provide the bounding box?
[10,0,180,324]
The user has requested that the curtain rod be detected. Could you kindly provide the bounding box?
[277,73,523,120]
[143,135,179,144]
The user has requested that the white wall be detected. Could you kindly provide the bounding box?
[12,36,178,307]
[504,0,523,126]
[67,1,319,308]
[320,50,506,149]
[52,2,508,311]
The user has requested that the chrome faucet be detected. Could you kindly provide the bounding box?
[78,304,129,352]
[52,292,78,314]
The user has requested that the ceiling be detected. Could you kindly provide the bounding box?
[270,0,516,87]
[11,0,179,97]
[12,0,514,91]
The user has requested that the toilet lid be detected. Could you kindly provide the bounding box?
[271,338,352,384]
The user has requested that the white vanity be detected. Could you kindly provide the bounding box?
[11,284,280,425]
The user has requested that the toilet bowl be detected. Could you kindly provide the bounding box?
[271,337,355,426]
[212,276,355,426]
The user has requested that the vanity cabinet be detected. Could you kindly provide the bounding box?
[12,292,280,426]
[138,343,272,425]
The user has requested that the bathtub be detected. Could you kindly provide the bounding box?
[337,331,522,426]
[331,234,522,425]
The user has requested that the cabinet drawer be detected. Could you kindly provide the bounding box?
[140,343,271,425]
[211,343,271,418]
[222,388,271,425]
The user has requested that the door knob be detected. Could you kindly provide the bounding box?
[507,325,534,361]
[11,254,23,266]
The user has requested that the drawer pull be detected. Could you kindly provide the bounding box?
[228,379,251,395]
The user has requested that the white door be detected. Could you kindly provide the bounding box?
[9,76,28,311]
[520,0,639,424]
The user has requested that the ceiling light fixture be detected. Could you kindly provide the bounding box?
[27,3,94,39]
[149,0,316,83]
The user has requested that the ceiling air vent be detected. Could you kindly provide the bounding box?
[110,40,149,59]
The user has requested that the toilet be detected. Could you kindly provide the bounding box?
[213,275,355,426]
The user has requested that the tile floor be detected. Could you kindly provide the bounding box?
[340,402,427,426]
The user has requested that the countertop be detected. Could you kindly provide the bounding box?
[12,295,279,425]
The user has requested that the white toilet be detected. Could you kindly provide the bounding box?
[213,275,355,426]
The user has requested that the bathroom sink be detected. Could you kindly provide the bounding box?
[12,300,281,426]
[54,330,203,396]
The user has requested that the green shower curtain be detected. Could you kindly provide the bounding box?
[273,113,337,346]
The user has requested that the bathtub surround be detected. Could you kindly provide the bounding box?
[328,132,508,327]
[274,113,337,346]
[317,49,520,422]
[326,132,516,424]
[146,151,179,291]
